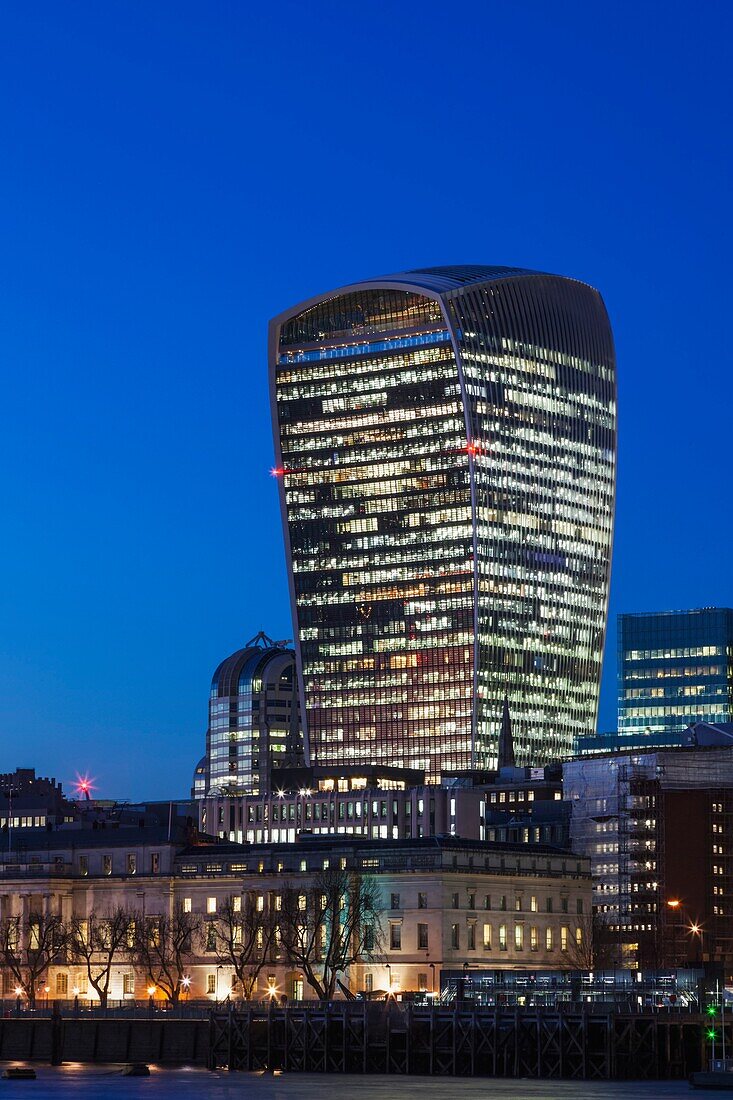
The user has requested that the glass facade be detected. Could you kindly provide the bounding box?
[270,267,616,780]
[203,635,303,797]
[618,608,733,735]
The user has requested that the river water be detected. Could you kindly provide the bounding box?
[6,1067,726,1099]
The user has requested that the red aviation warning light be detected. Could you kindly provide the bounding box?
[73,773,96,801]
[270,467,284,478]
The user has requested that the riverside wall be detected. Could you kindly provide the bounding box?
[0,1015,209,1066]
[0,1003,720,1080]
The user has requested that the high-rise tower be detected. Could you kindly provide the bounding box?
[618,608,733,737]
[197,632,304,797]
[270,266,616,779]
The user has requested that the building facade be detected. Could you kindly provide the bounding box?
[270,266,616,780]
[563,746,733,973]
[199,633,304,797]
[0,768,78,833]
[200,761,569,850]
[618,608,733,738]
[0,831,591,1003]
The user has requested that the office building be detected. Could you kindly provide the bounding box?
[0,768,78,832]
[200,725,570,851]
[618,608,733,738]
[198,632,304,797]
[270,266,616,780]
[563,744,733,970]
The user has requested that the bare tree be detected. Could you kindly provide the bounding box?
[280,867,383,1001]
[132,906,202,1003]
[211,894,275,1000]
[0,911,69,1008]
[564,910,615,971]
[69,908,132,1007]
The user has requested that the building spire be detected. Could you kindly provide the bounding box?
[498,694,516,769]
[244,630,291,649]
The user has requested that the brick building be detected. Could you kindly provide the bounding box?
[564,745,733,973]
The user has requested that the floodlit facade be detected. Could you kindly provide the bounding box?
[270,266,616,780]
[0,831,590,1003]
[618,608,733,737]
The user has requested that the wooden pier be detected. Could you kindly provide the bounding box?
[209,1002,712,1079]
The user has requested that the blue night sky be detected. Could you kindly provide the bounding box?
[0,2,731,800]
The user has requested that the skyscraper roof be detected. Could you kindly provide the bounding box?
[367,264,542,293]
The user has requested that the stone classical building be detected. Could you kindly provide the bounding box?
[0,828,590,1003]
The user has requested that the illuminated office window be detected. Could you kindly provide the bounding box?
[272,268,616,775]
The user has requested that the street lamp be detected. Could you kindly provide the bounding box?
[667,899,682,971]
[689,922,704,966]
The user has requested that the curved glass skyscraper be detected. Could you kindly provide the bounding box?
[270,266,616,779]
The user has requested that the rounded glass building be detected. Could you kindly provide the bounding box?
[203,633,303,796]
[269,266,616,779]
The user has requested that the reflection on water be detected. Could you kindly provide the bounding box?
[4,1066,720,1100]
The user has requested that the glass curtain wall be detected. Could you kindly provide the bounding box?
[272,268,616,778]
[447,275,616,765]
[276,289,475,779]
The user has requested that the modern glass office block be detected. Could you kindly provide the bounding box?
[203,633,303,796]
[270,267,616,779]
[618,608,733,735]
